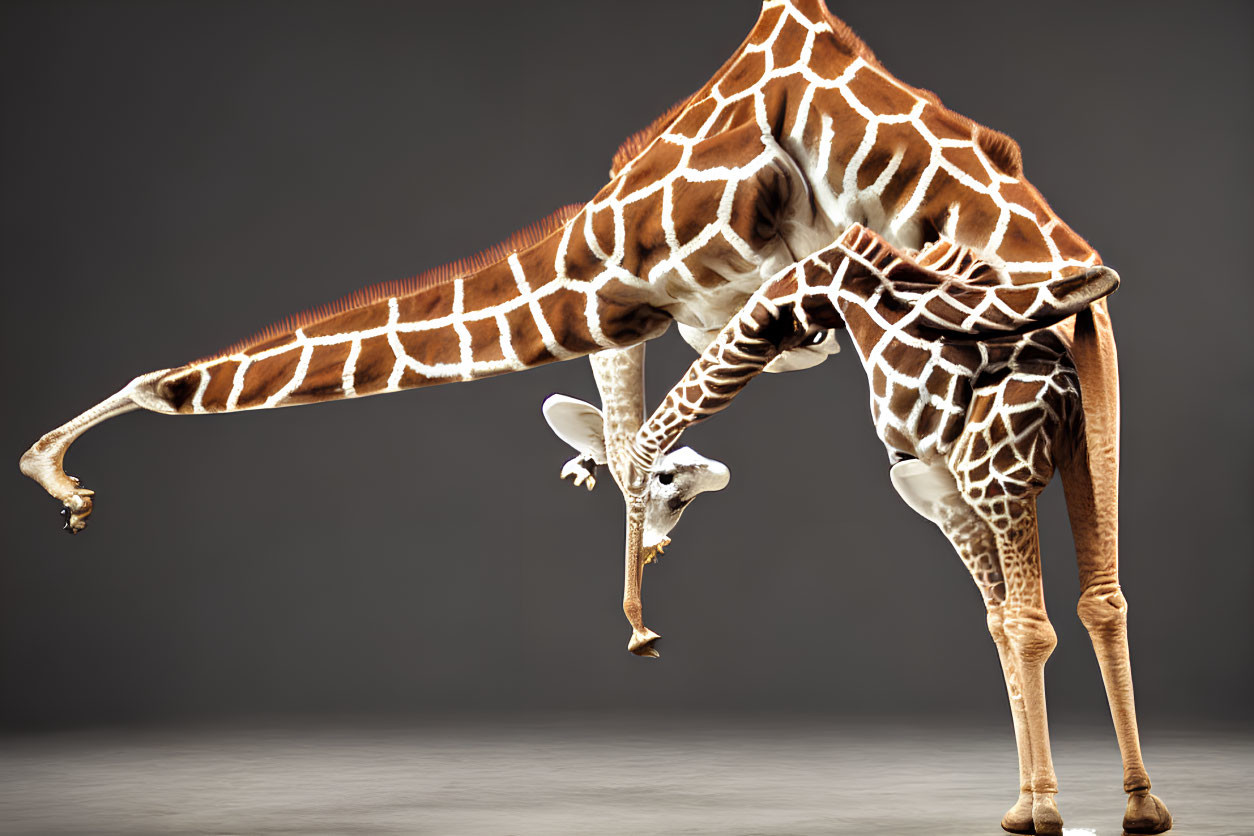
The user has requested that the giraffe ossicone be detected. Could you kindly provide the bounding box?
[18,1,1171,833]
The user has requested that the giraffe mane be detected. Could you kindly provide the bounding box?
[610,96,695,177]
[198,202,586,362]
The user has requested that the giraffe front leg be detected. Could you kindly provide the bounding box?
[896,464,1036,833]
[19,368,175,533]
[988,498,1063,836]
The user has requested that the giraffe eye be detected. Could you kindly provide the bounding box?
[806,330,827,346]
[657,472,674,485]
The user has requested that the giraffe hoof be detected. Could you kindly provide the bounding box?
[1031,794,1063,836]
[1123,791,1172,833]
[628,628,661,658]
[1001,792,1034,833]
[60,489,95,534]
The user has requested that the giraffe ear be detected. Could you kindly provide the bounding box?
[541,394,608,464]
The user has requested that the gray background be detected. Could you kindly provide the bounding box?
[2,0,1250,731]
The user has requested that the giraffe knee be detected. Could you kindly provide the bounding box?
[1077,584,1128,636]
[1003,609,1057,664]
[985,605,1006,640]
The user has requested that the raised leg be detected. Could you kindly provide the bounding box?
[1060,303,1171,834]
[587,345,661,657]
[590,344,647,496]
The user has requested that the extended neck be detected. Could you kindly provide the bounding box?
[155,206,669,415]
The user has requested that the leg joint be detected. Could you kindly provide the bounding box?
[1077,583,1128,634]
[1003,609,1057,663]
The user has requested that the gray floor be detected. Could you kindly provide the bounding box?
[0,715,1248,835]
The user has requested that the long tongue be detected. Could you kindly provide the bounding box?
[623,499,661,657]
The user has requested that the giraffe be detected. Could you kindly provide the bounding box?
[613,223,1167,835]
[17,1,1168,832]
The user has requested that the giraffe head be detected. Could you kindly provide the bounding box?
[542,394,730,548]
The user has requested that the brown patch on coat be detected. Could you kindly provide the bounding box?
[396,283,456,323]
[846,70,919,117]
[689,121,769,172]
[542,288,600,354]
[464,318,505,363]
[1000,214,1054,265]
[236,351,300,409]
[502,305,556,367]
[293,342,355,401]
[199,358,241,411]
[589,206,617,257]
[671,97,717,138]
[619,138,684,195]
[560,220,609,285]
[156,368,202,413]
[717,50,767,99]
[396,326,460,368]
[621,189,668,276]
[948,188,1002,249]
[460,263,522,311]
[770,15,810,67]
[871,364,888,398]
[923,105,977,142]
[350,334,395,397]
[940,145,994,188]
[888,380,919,416]
[670,179,728,248]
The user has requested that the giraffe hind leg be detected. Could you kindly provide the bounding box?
[19,368,175,533]
[1059,439,1172,833]
[1062,302,1171,833]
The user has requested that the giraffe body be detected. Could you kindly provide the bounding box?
[19,3,1169,834]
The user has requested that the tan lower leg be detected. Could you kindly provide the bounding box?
[1077,582,1151,791]
[991,501,1064,834]
[987,606,1035,831]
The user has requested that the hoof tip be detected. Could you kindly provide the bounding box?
[628,629,661,658]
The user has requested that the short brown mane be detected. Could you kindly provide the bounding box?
[610,96,695,176]
[201,202,585,362]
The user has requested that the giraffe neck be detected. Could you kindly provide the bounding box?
[155,208,670,414]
